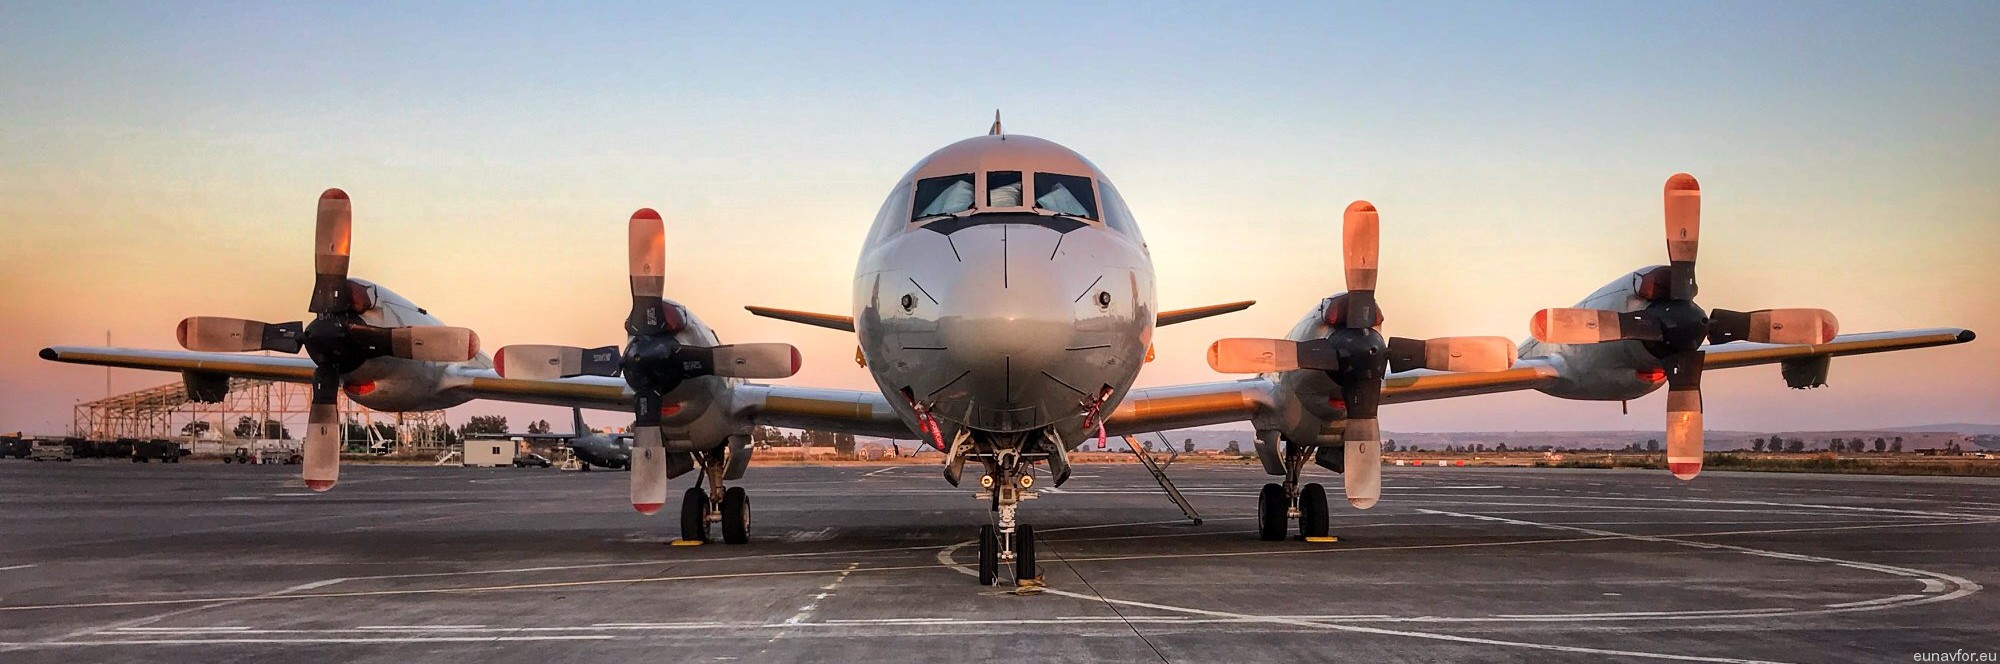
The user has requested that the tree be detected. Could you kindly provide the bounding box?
[234,416,260,439]
[1223,440,1243,456]
[528,419,552,435]
[180,421,212,438]
[1645,439,1661,453]
[1184,439,1195,454]
[1891,437,1904,453]
[1141,439,1155,452]
[1752,438,1766,452]
[458,415,508,438]
[834,431,856,456]
[1785,439,1805,453]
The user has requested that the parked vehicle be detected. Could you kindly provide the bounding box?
[223,447,253,464]
[513,453,553,468]
[130,439,187,463]
[31,442,73,462]
[1,438,30,459]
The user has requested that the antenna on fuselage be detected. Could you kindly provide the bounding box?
[989,109,1003,137]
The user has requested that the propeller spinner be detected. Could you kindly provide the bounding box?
[494,209,800,514]
[1208,201,1517,509]
[176,189,481,492]
[1528,174,1838,481]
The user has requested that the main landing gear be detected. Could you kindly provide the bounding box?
[971,448,1040,587]
[678,449,751,545]
[1258,442,1331,542]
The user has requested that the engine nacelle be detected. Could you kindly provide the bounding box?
[1522,268,1673,401]
[336,279,483,412]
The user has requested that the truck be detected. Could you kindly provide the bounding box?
[131,439,187,463]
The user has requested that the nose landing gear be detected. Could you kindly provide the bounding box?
[971,448,1041,588]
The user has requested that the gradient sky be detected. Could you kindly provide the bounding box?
[2,2,1995,436]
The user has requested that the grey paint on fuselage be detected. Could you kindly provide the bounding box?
[853,135,1156,449]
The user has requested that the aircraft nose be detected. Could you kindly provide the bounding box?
[934,224,1076,418]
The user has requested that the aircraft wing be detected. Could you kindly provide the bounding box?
[41,346,318,383]
[1103,327,1974,436]
[45,327,1966,440]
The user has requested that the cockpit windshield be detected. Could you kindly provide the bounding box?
[987,171,1023,207]
[912,173,974,219]
[1034,173,1097,219]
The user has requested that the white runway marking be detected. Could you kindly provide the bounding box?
[931,540,1797,664]
[0,564,39,572]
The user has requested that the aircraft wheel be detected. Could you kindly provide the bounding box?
[1257,482,1288,541]
[1015,524,1037,585]
[1299,482,1330,539]
[978,525,998,586]
[679,487,708,542]
[721,486,750,545]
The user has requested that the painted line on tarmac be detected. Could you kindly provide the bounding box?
[932,541,1793,664]
[4,636,616,647]
[1414,509,1985,619]
[0,562,954,613]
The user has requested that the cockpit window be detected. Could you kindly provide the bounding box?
[912,173,974,220]
[1033,173,1097,219]
[986,171,1023,207]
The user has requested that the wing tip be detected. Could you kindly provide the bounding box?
[39,347,57,361]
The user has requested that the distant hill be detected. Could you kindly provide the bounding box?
[861,425,1995,453]
[1878,423,2000,436]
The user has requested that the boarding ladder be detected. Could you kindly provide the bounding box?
[1121,435,1202,525]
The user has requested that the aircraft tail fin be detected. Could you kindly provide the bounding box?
[572,407,589,436]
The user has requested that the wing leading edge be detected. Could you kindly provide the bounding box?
[1102,327,1974,436]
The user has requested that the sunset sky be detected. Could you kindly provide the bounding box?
[2,2,1994,436]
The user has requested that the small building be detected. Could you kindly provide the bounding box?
[461,438,516,467]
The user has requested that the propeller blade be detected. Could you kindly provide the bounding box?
[1341,201,1380,328]
[302,366,342,492]
[630,426,669,515]
[1663,173,1700,300]
[1707,308,1839,345]
[626,209,676,336]
[1343,418,1381,509]
[308,188,355,314]
[387,326,480,362]
[494,344,622,380]
[177,317,304,354]
[1530,308,1664,344]
[705,343,803,379]
[1663,350,1705,481]
[1386,336,1517,373]
[1207,338,1299,373]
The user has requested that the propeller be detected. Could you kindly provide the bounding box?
[493,209,801,514]
[1528,174,1838,481]
[176,189,480,492]
[1208,201,1516,509]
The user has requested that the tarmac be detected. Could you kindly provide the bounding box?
[1,459,1996,663]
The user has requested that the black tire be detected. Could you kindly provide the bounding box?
[978,525,998,586]
[679,487,708,543]
[223,457,233,464]
[580,463,591,472]
[1299,482,1330,539]
[1015,524,1037,584]
[720,486,750,545]
[1257,482,1288,541]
